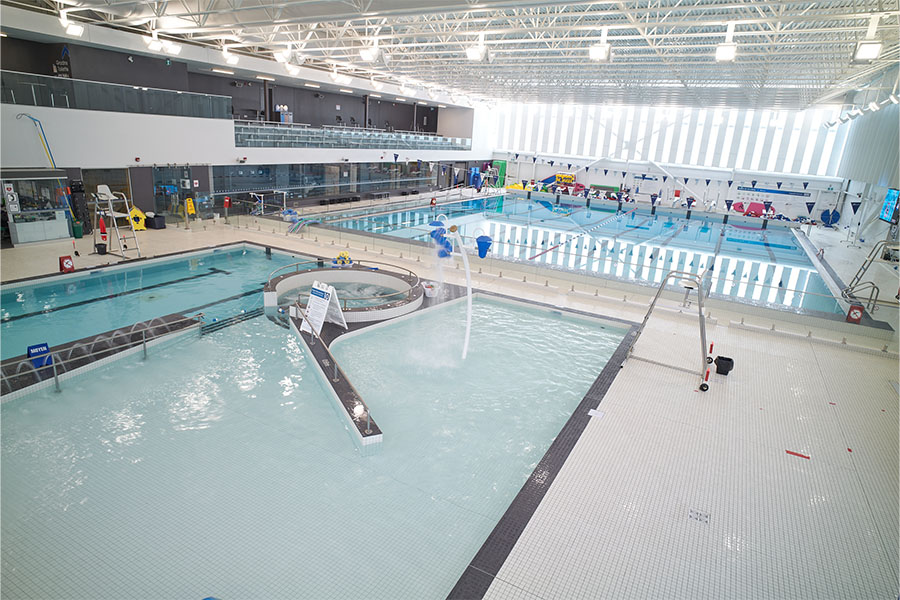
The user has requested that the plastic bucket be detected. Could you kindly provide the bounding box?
[95,243,107,255]
[475,235,493,258]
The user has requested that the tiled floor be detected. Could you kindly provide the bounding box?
[1,216,897,599]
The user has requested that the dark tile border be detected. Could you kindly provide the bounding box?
[446,315,637,600]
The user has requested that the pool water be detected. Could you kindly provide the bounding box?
[277,280,405,308]
[0,245,309,360]
[0,299,626,599]
[328,196,843,314]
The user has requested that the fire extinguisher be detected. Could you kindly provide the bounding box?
[223,196,231,208]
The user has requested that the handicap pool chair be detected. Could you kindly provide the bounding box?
[95,185,131,218]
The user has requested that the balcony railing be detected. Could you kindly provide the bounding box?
[1,70,232,119]
[234,120,472,150]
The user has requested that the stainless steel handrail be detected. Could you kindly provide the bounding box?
[267,260,421,308]
[1,313,204,394]
[626,270,711,391]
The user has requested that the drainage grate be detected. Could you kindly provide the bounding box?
[689,508,710,524]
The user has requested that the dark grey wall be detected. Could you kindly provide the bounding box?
[3,36,440,131]
[128,167,155,212]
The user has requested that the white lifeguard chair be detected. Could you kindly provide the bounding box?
[92,184,142,258]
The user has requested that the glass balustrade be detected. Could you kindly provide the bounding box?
[1,70,232,119]
[233,120,472,150]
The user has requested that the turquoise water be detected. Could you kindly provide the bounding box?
[0,246,309,360]
[329,196,843,314]
[277,280,405,308]
[0,299,626,599]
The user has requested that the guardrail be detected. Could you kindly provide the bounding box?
[234,119,471,150]
[1,70,232,119]
[1,313,204,396]
[267,259,420,309]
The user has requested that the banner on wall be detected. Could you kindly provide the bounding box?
[737,186,810,197]
[555,173,576,185]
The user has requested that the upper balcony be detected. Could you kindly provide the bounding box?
[0,70,232,119]
[234,120,472,151]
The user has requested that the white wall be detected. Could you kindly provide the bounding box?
[1,104,485,170]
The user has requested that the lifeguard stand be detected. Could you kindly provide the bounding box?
[91,184,141,258]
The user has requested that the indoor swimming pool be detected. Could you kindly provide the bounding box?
[325,195,844,314]
[0,297,628,599]
[276,280,403,308]
[0,245,309,361]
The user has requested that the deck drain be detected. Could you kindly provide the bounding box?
[688,509,710,524]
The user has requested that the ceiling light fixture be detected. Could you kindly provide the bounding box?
[466,32,486,61]
[437,104,446,108]
[589,27,611,62]
[359,38,379,61]
[340,88,354,93]
[304,83,320,88]
[395,97,406,101]
[417,101,427,105]
[66,23,84,37]
[256,75,275,81]
[145,32,163,51]
[274,48,290,63]
[716,23,737,62]
[162,41,182,55]
[211,68,234,75]
[222,46,239,65]
[369,93,381,98]
[286,64,300,75]
[853,15,883,62]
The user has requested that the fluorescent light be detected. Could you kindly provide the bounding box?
[466,45,486,60]
[417,101,427,105]
[163,42,182,55]
[395,97,406,101]
[437,104,446,108]
[359,39,379,61]
[66,23,84,37]
[256,75,275,81]
[0,32,7,37]
[369,93,381,98]
[148,40,163,51]
[716,43,737,62]
[339,88,354,93]
[211,68,234,75]
[589,43,611,62]
[854,40,882,62]
[304,83,320,88]
[222,48,239,65]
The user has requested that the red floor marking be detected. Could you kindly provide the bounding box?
[828,402,836,405]
[847,448,853,453]
[786,450,811,460]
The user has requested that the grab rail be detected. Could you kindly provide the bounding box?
[626,270,711,391]
[1,313,204,395]
[267,259,420,309]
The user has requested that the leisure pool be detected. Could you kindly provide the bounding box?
[1,297,628,598]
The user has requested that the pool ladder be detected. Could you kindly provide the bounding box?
[626,269,712,391]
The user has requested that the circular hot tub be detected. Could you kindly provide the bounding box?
[263,260,423,323]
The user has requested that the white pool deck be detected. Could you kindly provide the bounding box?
[1,216,898,599]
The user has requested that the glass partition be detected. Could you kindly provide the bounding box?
[0,71,231,119]
[234,120,472,150]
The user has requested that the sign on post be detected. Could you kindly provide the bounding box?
[27,343,53,369]
[300,281,347,336]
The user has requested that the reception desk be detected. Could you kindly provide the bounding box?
[9,210,71,245]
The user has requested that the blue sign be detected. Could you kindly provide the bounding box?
[27,343,52,369]
[310,287,329,300]
[879,188,899,224]
[737,186,811,197]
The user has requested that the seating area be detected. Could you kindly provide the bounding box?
[233,120,471,150]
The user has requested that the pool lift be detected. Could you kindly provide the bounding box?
[430,215,474,359]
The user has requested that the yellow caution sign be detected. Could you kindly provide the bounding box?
[128,206,147,230]
[555,172,575,185]
[185,198,196,215]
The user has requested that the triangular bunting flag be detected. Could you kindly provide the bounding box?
[763,201,772,212]
[683,177,689,184]
[802,182,809,189]
[662,175,668,182]
[725,199,734,210]
[453,167,460,175]
[442,165,447,174]
[776,182,782,189]
[751,180,757,188]
[567,163,572,170]
[705,179,711,186]
[806,201,816,214]
[622,171,627,178]
[533,157,537,163]
[604,169,608,175]
[522,180,528,187]
[549,160,555,166]
[417,160,422,171]
[851,201,861,214]
[727,180,733,187]
[642,173,646,179]
[393,153,399,162]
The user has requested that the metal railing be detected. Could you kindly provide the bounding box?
[0,313,204,396]
[234,119,471,150]
[267,259,420,309]
[627,270,711,391]
[1,70,232,119]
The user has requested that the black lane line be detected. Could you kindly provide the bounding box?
[2,268,230,323]
[180,284,267,314]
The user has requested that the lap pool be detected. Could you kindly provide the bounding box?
[1,297,628,599]
[323,195,844,315]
